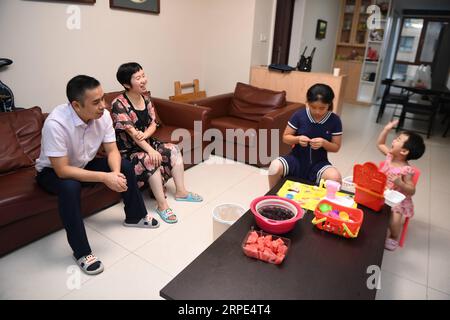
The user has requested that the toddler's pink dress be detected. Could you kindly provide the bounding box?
[380,154,415,218]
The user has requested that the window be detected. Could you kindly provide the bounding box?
[399,36,415,52]
[392,17,449,81]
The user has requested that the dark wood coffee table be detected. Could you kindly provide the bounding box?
[160,177,390,300]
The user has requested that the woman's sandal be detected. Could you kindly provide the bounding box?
[385,238,399,251]
[175,192,203,202]
[156,207,178,223]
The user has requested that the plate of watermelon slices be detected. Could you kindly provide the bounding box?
[242,229,291,265]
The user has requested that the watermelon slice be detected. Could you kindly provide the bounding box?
[242,230,289,264]
[246,231,259,244]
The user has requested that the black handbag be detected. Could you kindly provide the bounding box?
[297,47,316,72]
[296,46,307,71]
[0,58,15,112]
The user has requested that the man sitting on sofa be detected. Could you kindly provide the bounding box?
[35,75,159,275]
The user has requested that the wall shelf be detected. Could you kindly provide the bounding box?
[334,0,392,105]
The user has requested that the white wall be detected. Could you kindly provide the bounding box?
[0,0,269,112]
[201,0,257,96]
[289,0,340,73]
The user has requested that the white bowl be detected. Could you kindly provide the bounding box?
[341,176,355,193]
[384,189,406,207]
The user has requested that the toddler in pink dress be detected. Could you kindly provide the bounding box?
[376,120,425,251]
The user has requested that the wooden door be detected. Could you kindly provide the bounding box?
[271,0,295,65]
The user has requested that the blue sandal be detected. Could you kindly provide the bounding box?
[156,208,178,224]
[175,192,203,202]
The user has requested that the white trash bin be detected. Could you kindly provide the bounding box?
[212,203,245,241]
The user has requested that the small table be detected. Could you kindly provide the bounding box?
[390,81,450,137]
[160,177,390,300]
[391,80,450,98]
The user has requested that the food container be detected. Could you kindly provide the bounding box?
[312,199,364,238]
[341,176,355,193]
[250,196,304,234]
[212,203,245,240]
[242,229,291,265]
[384,189,406,207]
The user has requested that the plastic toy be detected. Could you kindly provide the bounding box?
[325,179,355,207]
[277,180,356,211]
[341,176,355,193]
[330,210,340,219]
[325,180,340,199]
[384,189,406,207]
[319,203,332,213]
[312,199,364,239]
[353,162,387,211]
[339,211,350,221]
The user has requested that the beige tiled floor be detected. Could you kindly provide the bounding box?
[0,103,449,300]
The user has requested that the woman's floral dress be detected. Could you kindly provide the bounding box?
[111,93,179,188]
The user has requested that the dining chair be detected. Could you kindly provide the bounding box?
[376,79,408,123]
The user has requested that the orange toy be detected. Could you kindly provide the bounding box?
[312,199,364,238]
[353,162,387,211]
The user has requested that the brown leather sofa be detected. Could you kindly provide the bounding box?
[0,96,210,257]
[0,107,121,257]
[189,82,304,167]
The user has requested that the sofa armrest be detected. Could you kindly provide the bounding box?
[188,93,233,118]
[259,102,304,129]
[151,97,210,131]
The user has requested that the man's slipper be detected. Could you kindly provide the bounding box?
[156,208,178,223]
[74,254,104,275]
[123,215,160,229]
[175,192,203,202]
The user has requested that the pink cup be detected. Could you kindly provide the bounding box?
[325,180,341,199]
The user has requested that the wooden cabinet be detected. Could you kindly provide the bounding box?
[334,60,362,105]
[335,0,391,104]
[338,0,372,47]
[249,66,347,115]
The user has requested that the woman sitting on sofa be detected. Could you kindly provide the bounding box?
[111,62,202,224]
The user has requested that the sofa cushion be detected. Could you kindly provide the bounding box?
[0,167,117,228]
[153,125,200,152]
[210,116,258,147]
[229,82,286,122]
[6,107,44,161]
[0,121,34,174]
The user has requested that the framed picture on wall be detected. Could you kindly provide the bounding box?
[110,0,160,14]
[316,19,327,39]
[45,0,96,3]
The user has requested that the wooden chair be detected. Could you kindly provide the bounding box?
[379,161,421,247]
[169,79,206,102]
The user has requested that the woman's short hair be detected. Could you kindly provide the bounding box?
[116,62,143,90]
